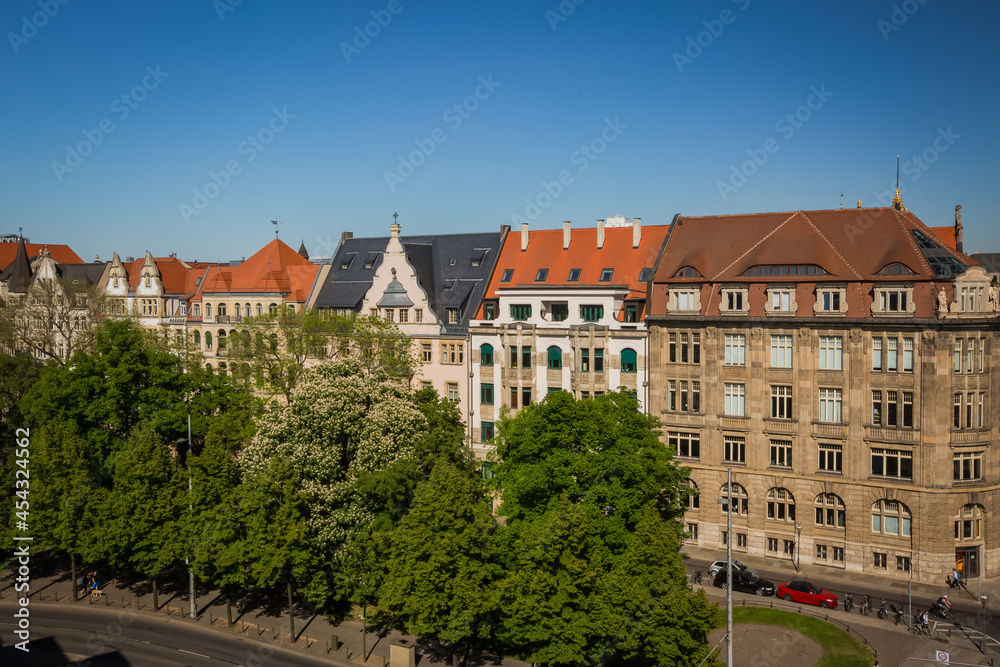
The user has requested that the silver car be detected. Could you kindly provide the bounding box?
[707,559,754,579]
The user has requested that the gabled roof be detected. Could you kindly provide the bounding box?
[0,242,82,272]
[652,208,974,284]
[3,237,32,293]
[202,239,313,294]
[970,253,1000,273]
[124,255,195,295]
[483,223,670,302]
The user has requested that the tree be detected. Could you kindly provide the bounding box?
[238,359,427,594]
[0,353,42,549]
[380,460,501,667]
[491,391,715,666]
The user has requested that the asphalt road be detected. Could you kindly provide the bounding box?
[0,602,342,667]
[685,558,991,629]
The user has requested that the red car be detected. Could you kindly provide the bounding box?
[776,580,838,609]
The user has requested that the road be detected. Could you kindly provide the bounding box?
[0,602,342,667]
[685,558,991,629]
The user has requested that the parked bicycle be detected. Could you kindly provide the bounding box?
[843,592,854,613]
[691,570,703,585]
[859,594,872,616]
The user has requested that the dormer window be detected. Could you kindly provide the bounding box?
[639,268,653,281]
[669,287,700,313]
[765,287,797,315]
[674,267,702,278]
[720,287,749,314]
[567,268,581,282]
[144,276,151,287]
[535,269,548,282]
[599,268,614,282]
[871,286,915,316]
[814,287,848,316]
[500,269,514,282]
[877,263,916,276]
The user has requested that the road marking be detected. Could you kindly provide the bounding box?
[179,648,211,658]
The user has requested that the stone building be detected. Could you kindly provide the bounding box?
[646,204,999,584]
[469,217,669,459]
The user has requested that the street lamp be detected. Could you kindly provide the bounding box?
[980,595,988,651]
[795,525,802,571]
[717,469,734,666]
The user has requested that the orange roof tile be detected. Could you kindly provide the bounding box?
[284,264,320,302]
[202,239,313,294]
[0,242,83,271]
[928,226,958,251]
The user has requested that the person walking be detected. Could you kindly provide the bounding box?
[952,567,962,589]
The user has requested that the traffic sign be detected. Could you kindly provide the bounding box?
[936,649,950,664]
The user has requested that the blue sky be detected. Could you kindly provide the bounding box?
[2,0,998,262]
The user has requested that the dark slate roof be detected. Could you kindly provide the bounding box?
[313,231,504,333]
[4,237,32,293]
[57,263,107,285]
[971,253,1000,273]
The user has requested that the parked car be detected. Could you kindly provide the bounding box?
[712,569,776,596]
[707,559,753,578]
[776,581,839,608]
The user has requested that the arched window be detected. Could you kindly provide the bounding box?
[955,504,984,541]
[217,330,227,351]
[269,303,278,314]
[547,346,562,370]
[766,488,795,522]
[720,482,748,516]
[684,479,699,510]
[205,303,212,318]
[871,499,911,536]
[245,303,251,318]
[814,493,845,529]
[480,344,494,366]
[256,303,263,316]
[193,330,201,346]
[218,303,227,317]
[218,362,227,377]
[205,363,213,373]
[205,331,213,350]
[621,348,637,373]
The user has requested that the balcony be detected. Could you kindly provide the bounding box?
[762,419,797,435]
[718,416,750,431]
[865,426,918,444]
[952,430,990,446]
[812,422,847,439]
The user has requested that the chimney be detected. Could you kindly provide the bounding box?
[341,232,354,244]
[632,217,642,248]
[521,222,529,251]
[597,219,605,249]
[563,221,571,249]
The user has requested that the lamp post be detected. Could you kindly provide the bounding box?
[795,525,802,571]
[178,416,196,620]
[717,469,734,667]
[980,595,988,651]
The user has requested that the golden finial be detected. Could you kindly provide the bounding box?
[857,199,862,208]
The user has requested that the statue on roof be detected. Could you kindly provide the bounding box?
[937,288,948,316]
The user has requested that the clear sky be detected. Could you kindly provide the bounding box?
[2,0,998,263]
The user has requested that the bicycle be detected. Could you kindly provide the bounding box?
[877,598,889,620]
[843,592,854,613]
[859,595,872,616]
[908,617,937,639]
[691,570,703,585]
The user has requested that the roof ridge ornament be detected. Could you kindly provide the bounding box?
[891,155,907,211]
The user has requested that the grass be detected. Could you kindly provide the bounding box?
[724,606,875,667]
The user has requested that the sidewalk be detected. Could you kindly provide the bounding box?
[0,560,527,667]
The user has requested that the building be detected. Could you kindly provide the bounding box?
[468,217,670,459]
[310,218,505,430]
[646,204,999,584]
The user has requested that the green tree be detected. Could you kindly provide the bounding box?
[0,353,42,549]
[380,460,501,667]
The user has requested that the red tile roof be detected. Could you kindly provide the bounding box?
[928,226,958,251]
[201,239,312,294]
[0,243,83,271]
[125,256,198,295]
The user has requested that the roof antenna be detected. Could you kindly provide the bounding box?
[840,189,843,209]
[271,219,281,239]
[891,155,906,211]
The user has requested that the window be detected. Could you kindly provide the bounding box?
[193,304,201,317]
[767,537,779,553]
[667,332,701,364]
[580,349,589,372]
[766,488,795,522]
[771,335,792,368]
[887,337,897,371]
[621,349,637,373]
[903,337,914,371]
[876,288,910,313]
[769,440,792,468]
[415,308,423,322]
[872,338,882,371]
[724,334,745,366]
[481,383,494,405]
[954,451,983,481]
[522,388,531,406]
[193,330,201,346]
[580,305,603,322]
[480,422,495,442]
[447,308,459,324]
[871,448,913,479]
[205,331,212,350]
[872,390,882,425]
[686,523,699,540]
[671,289,698,311]
[550,303,568,321]
[480,344,494,366]
[669,432,700,459]
[783,540,795,556]
[724,436,745,464]
[818,443,842,473]
[547,346,562,370]
[441,342,464,364]
[955,504,984,541]
[768,289,793,312]
[594,348,604,372]
[770,385,793,419]
[955,337,985,374]
[817,336,842,369]
[535,268,548,282]
[398,308,408,323]
[521,346,532,369]
[599,268,613,282]
[871,500,911,536]
[873,390,909,427]
[567,268,581,282]
[721,289,747,312]
[833,547,845,563]
[814,493,845,529]
[624,304,638,322]
[509,386,518,408]
[719,482,749,515]
[256,303,263,316]
[639,267,653,281]
[816,288,843,313]
[873,553,888,570]
[500,269,513,282]
[510,304,531,320]
[422,343,432,363]
[482,303,495,320]
[667,380,700,413]
[897,556,911,573]
[818,388,842,423]
[684,479,699,509]
[269,303,278,314]
[217,303,227,317]
[447,382,459,402]
[384,308,394,322]
[816,545,828,560]
[205,303,212,318]
[954,392,986,429]
[724,383,745,416]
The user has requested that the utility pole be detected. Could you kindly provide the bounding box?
[187,414,196,620]
[725,468,733,666]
